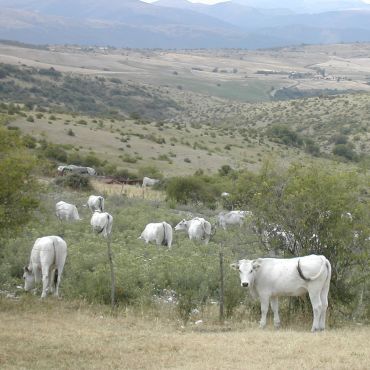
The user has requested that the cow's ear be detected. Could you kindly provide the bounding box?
[230,262,239,270]
[24,266,30,273]
[252,259,262,271]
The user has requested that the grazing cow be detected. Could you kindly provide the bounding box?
[55,201,81,221]
[142,176,160,188]
[23,236,67,298]
[90,210,113,238]
[231,254,331,332]
[138,222,173,248]
[221,192,230,197]
[86,195,105,213]
[175,217,212,244]
[218,210,252,230]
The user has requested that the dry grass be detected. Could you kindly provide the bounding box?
[91,180,165,201]
[0,298,369,370]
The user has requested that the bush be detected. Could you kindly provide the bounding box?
[218,165,233,177]
[54,173,92,190]
[332,144,358,161]
[166,176,218,207]
[43,144,68,162]
[267,124,303,147]
[304,138,320,156]
[331,134,348,145]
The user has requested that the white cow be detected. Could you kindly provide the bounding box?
[23,236,67,298]
[175,217,212,244]
[86,195,105,213]
[221,192,230,197]
[218,210,252,230]
[142,176,160,187]
[231,254,331,332]
[138,222,173,248]
[55,201,81,221]
[90,210,113,238]
[86,167,96,176]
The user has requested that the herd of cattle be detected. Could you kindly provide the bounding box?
[22,193,332,331]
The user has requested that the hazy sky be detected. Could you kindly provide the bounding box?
[142,0,370,3]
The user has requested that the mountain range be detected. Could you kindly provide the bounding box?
[1,0,370,48]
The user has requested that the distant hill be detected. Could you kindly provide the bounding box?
[1,0,370,49]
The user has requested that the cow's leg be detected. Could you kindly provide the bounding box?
[41,266,50,298]
[32,267,41,295]
[156,236,162,246]
[259,296,270,328]
[49,269,56,294]
[319,282,330,330]
[54,267,63,297]
[270,296,280,328]
[308,290,322,332]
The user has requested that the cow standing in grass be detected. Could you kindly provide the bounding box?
[90,210,113,238]
[23,236,67,298]
[218,210,252,230]
[139,222,173,248]
[55,201,81,221]
[86,195,105,213]
[142,177,160,188]
[175,217,212,244]
[231,254,331,332]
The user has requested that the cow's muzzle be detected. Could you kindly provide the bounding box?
[242,282,249,288]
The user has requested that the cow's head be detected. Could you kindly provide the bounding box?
[174,219,188,231]
[230,259,262,288]
[23,266,35,291]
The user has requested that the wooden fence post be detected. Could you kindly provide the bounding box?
[219,244,225,324]
[106,234,116,309]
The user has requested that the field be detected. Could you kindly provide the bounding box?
[0,298,369,370]
[1,42,370,103]
[1,40,370,369]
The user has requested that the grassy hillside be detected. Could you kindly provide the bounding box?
[1,42,370,176]
[3,90,370,176]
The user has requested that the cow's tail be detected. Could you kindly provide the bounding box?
[54,269,58,286]
[99,196,104,212]
[298,256,328,282]
[52,239,58,290]
[324,257,332,288]
[104,213,113,237]
[162,222,167,246]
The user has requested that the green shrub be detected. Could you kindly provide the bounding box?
[332,144,358,161]
[43,144,68,162]
[267,124,303,147]
[166,176,218,207]
[54,173,92,190]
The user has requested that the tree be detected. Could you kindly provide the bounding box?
[0,126,40,241]
[233,160,370,306]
